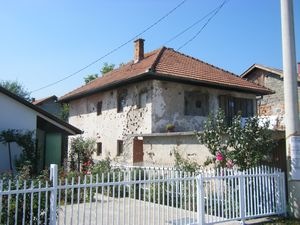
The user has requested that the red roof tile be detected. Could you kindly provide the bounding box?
[59,47,271,101]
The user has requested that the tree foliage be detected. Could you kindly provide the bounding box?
[100,62,115,75]
[0,80,31,101]
[69,136,96,172]
[0,129,38,174]
[196,110,275,170]
[60,103,70,121]
[84,74,98,84]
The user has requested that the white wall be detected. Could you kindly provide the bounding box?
[151,80,257,133]
[0,93,37,171]
[68,80,153,162]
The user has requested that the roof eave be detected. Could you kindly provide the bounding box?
[59,72,153,102]
[60,71,273,103]
[152,72,273,96]
[241,64,283,78]
[0,87,82,135]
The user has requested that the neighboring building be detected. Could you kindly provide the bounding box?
[60,39,271,166]
[32,95,62,118]
[241,63,300,130]
[0,86,81,172]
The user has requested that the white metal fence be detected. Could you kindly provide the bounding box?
[0,165,286,225]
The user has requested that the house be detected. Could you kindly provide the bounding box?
[0,86,82,172]
[241,63,300,130]
[59,39,271,166]
[241,63,300,173]
[32,95,62,118]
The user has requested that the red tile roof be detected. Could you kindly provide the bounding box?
[60,47,271,102]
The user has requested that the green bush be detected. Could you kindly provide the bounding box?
[196,110,275,170]
[0,171,50,225]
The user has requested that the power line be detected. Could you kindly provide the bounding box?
[177,0,228,50]
[164,5,220,45]
[30,0,187,93]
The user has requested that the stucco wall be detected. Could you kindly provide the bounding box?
[68,80,153,162]
[68,79,257,165]
[151,80,256,133]
[142,133,211,166]
[0,93,37,171]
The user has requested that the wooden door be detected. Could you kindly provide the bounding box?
[133,139,143,163]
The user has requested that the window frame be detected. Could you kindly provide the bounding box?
[117,140,123,156]
[184,91,209,116]
[138,89,148,108]
[97,101,102,115]
[96,142,102,156]
[117,90,127,113]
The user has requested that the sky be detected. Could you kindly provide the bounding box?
[0,0,299,99]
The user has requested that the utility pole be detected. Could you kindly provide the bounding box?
[280,0,300,218]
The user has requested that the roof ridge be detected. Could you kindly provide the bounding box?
[149,47,166,72]
[85,48,162,82]
[166,48,240,78]
[162,48,272,91]
[59,48,162,101]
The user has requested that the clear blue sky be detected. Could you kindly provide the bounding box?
[0,0,299,99]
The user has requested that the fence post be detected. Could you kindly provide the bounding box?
[239,173,246,224]
[50,164,58,225]
[281,173,287,216]
[196,174,205,225]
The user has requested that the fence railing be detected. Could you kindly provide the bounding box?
[199,166,286,224]
[0,165,286,225]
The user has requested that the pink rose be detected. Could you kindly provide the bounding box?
[216,151,223,161]
[226,159,234,169]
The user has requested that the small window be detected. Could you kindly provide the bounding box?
[96,142,102,156]
[219,95,254,125]
[117,91,127,113]
[184,92,209,116]
[97,101,102,115]
[117,140,123,156]
[138,90,148,108]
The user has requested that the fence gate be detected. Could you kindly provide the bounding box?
[0,165,286,225]
[197,167,286,225]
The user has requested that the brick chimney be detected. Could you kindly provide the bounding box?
[134,39,144,63]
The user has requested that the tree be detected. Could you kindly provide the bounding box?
[100,63,115,75]
[0,80,31,101]
[84,74,98,84]
[0,130,17,171]
[196,110,275,170]
[0,129,37,173]
[60,103,70,121]
[69,136,96,172]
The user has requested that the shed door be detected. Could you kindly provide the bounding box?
[45,133,62,167]
[133,138,143,163]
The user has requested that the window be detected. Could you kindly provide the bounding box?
[219,95,254,124]
[184,92,209,116]
[97,101,102,115]
[96,142,102,156]
[117,90,127,112]
[117,140,123,156]
[138,90,148,108]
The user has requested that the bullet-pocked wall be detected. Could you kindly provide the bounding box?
[68,79,256,166]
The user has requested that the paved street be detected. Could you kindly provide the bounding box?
[57,194,265,225]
